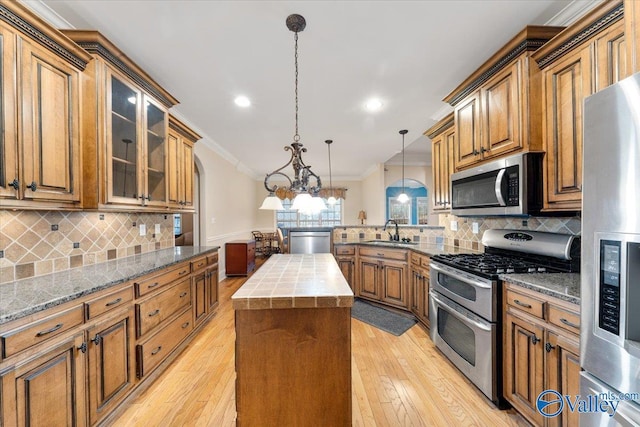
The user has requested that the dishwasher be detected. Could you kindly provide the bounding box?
[288,228,332,254]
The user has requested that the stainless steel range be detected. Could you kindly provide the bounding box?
[429,229,580,405]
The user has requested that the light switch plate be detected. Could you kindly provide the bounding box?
[155,224,161,234]
[139,224,146,236]
[450,220,458,231]
[472,222,479,234]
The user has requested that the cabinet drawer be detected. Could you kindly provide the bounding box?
[85,287,133,320]
[136,308,193,378]
[410,252,421,265]
[548,304,580,335]
[191,256,208,272]
[358,247,407,261]
[506,289,545,319]
[207,253,218,265]
[1,305,84,359]
[135,263,190,297]
[136,279,191,338]
[335,245,355,256]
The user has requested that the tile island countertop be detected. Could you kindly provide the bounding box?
[231,253,354,310]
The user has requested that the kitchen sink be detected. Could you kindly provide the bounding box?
[365,240,418,246]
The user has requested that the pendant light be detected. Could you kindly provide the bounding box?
[397,129,409,203]
[325,139,336,205]
[259,14,323,214]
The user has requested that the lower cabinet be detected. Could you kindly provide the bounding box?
[334,245,356,289]
[86,307,136,425]
[1,332,87,426]
[503,282,580,427]
[0,250,219,426]
[356,247,408,310]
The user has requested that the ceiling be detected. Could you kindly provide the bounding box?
[33,0,588,180]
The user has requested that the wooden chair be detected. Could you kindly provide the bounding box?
[251,231,265,256]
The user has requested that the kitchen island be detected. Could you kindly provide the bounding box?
[231,253,353,426]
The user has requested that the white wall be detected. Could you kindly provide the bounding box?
[361,164,386,225]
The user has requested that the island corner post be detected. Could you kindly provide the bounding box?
[232,254,353,426]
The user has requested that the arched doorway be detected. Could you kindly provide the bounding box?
[385,179,428,225]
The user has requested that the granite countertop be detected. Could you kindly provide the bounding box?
[500,273,580,305]
[334,239,478,257]
[0,246,219,325]
[231,253,353,310]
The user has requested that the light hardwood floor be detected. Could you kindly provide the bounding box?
[113,265,529,426]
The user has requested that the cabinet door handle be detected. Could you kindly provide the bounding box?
[151,346,162,356]
[92,334,102,345]
[545,342,556,353]
[513,299,532,309]
[179,292,188,298]
[9,179,19,190]
[530,334,540,345]
[147,282,159,289]
[181,322,190,329]
[36,323,63,337]
[560,318,580,329]
[26,181,37,192]
[148,309,160,317]
[105,297,122,307]
[78,342,87,353]
[473,150,479,155]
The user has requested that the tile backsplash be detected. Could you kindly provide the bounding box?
[439,213,581,251]
[0,211,175,284]
[332,225,445,244]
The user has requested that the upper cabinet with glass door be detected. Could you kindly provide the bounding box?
[62,30,179,211]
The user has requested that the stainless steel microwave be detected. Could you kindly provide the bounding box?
[450,152,543,216]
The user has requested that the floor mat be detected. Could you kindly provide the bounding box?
[351,299,417,336]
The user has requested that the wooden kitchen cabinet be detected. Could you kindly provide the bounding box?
[533,0,625,212]
[334,245,356,289]
[0,3,90,209]
[191,253,219,327]
[86,306,136,425]
[625,0,640,74]
[61,30,180,212]
[0,332,88,426]
[225,240,256,276]
[409,252,430,327]
[357,247,408,310]
[503,282,581,427]
[425,113,454,211]
[444,26,563,172]
[168,115,201,210]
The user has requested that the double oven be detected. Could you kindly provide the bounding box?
[429,229,580,405]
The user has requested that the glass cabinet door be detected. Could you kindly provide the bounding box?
[144,95,167,205]
[109,75,140,203]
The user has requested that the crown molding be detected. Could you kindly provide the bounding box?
[545,0,606,26]
[18,0,73,29]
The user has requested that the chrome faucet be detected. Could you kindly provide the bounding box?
[383,219,400,241]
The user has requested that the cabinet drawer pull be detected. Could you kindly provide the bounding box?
[377,253,384,257]
[181,322,190,329]
[513,299,532,309]
[179,270,188,276]
[148,282,159,289]
[151,346,162,355]
[179,292,188,298]
[36,323,63,337]
[105,297,122,307]
[148,309,160,317]
[560,318,580,329]
[26,181,37,192]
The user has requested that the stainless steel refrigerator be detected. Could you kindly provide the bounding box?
[581,71,640,425]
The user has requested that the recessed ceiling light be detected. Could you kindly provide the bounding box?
[365,98,383,112]
[234,96,251,107]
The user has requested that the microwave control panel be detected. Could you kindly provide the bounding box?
[506,168,519,206]
[599,239,621,335]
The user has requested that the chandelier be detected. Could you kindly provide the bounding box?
[259,14,326,214]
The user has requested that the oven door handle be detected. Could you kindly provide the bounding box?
[495,168,507,206]
[430,292,492,332]
[430,263,492,289]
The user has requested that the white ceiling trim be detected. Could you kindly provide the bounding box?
[20,0,72,28]
[545,0,606,26]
